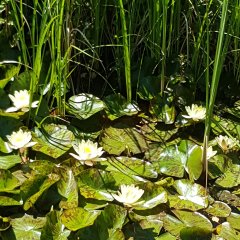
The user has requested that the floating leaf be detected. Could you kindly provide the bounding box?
[0,216,10,231]
[135,182,168,210]
[179,140,203,181]
[41,210,71,240]
[11,214,46,240]
[227,212,240,231]
[170,179,208,211]
[172,210,213,232]
[154,145,186,178]
[141,122,178,142]
[101,126,148,155]
[99,157,157,179]
[0,154,21,169]
[0,64,20,89]
[32,124,74,158]
[0,196,22,206]
[104,94,139,120]
[57,167,78,209]
[76,168,115,201]
[216,222,240,240]
[162,214,185,237]
[0,169,20,193]
[66,93,105,120]
[21,173,60,210]
[215,164,240,188]
[180,227,212,240]
[60,207,101,231]
[205,201,231,217]
[28,160,56,175]
[158,232,177,239]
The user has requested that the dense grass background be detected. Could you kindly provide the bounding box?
[1,0,240,130]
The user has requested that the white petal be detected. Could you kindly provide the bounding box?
[24,142,37,148]
[5,107,19,112]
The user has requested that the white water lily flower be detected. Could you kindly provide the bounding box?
[201,146,217,160]
[182,104,206,121]
[6,129,36,150]
[112,184,144,207]
[215,135,238,152]
[69,139,104,166]
[6,90,39,112]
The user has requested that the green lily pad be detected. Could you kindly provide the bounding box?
[169,179,208,211]
[0,216,10,231]
[41,210,71,240]
[28,160,56,175]
[149,94,176,124]
[0,196,22,206]
[0,169,20,193]
[158,232,177,239]
[154,145,186,178]
[141,122,178,142]
[0,137,12,154]
[205,201,231,217]
[11,214,46,240]
[0,116,22,137]
[179,140,203,181]
[21,173,60,210]
[216,222,240,240]
[0,154,21,169]
[32,124,74,158]
[66,93,105,120]
[76,168,115,201]
[60,207,101,231]
[93,204,127,239]
[110,171,148,186]
[101,126,148,155]
[104,94,139,120]
[162,214,185,237]
[57,167,78,209]
[0,64,20,89]
[180,227,212,240]
[227,212,240,231]
[172,210,213,232]
[99,157,157,179]
[215,163,240,188]
[135,182,168,210]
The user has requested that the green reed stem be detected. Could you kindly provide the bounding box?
[118,0,131,102]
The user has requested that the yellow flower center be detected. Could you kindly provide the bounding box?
[84,146,92,153]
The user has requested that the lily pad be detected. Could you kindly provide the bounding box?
[104,94,139,120]
[66,93,105,120]
[57,167,78,209]
[76,168,115,201]
[205,201,231,217]
[60,207,101,231]
[0,169,20,193]
[135,182,168,210]
[41,210,71,240]
[216,222,240,240]
[162,214,185,237]
[0,154,21,169]
[215,163,240,188]
[99,156,158,179]
[11,214,46,240]
[154,145,186,178]
[180,227,212,240]
[179,140,203,181]
[172,210,213,232]
[101,126,148,155]
[227,212,240,231]
[21,173,60,210]
[0,196,22,206]
[32,124,74,158]
[169,179,208,211]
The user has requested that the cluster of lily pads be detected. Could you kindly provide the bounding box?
[0,88,240,239]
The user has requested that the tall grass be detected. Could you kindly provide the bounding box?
[203,0,229,189]
[9,0,73,122]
